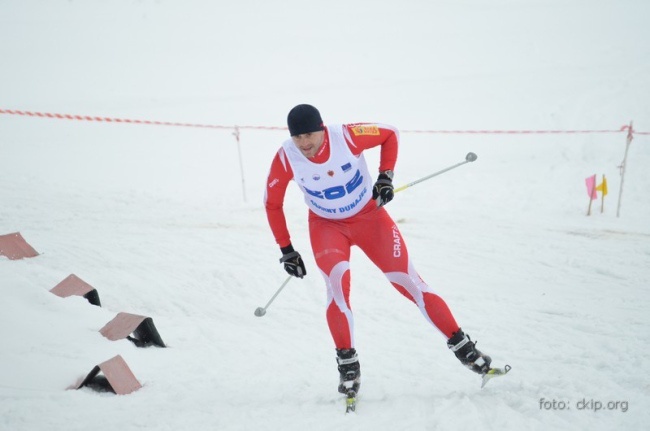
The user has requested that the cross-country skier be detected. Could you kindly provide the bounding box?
[263,104,494,399]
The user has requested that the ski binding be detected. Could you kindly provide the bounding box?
[481,364,511,388]
[345,390,357,413]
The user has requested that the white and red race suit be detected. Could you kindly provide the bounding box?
[264,123,460,349]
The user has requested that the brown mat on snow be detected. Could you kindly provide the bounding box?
[71,355,142,395]
[0,232,39,260]
[50,274,101,306]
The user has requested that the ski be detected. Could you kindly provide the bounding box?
[339,365,509,412]
[345,390,357,413]
[481,364,511,388]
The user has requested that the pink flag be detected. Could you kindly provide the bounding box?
[585,174,597,200]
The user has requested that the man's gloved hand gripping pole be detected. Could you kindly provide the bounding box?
[279,244,306,278]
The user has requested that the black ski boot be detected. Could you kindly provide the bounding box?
[336,348,361,395]
[447,329,492,375]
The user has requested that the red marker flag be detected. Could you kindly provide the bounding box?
[585,174,598,200]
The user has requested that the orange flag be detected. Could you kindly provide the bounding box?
[596,175,608,196]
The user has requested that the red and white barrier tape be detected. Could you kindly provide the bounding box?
[0,108,285,131]
[402,128,631,134]
[1,108,647,135]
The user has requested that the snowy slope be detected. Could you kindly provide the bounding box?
[1,1,649,430]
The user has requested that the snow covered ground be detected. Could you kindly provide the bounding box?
[1,1,649,430]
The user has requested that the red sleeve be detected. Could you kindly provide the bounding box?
[264,148,294,248]
[343,123,399,173]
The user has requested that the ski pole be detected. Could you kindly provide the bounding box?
[254,275,292,317]
[394,152,478,194]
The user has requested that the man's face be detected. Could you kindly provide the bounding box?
[291,130,325,158]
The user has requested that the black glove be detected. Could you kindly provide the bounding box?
[279,244,306,278]
[372,171,394,207]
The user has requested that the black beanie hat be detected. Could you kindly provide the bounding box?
[287,104,324,136]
